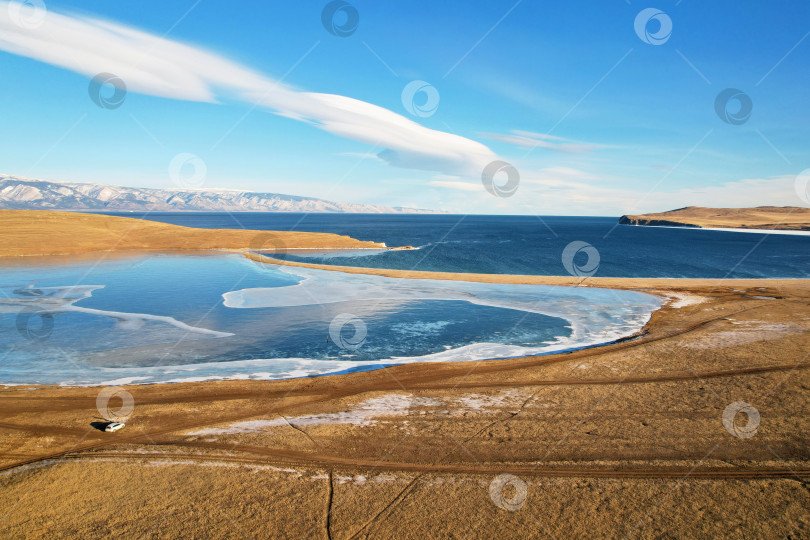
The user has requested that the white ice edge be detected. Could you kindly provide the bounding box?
[626,224,810,236]
[0,284,232,337]
[87,268,657,386]
[222,265,661,344]
[254,246,389,251]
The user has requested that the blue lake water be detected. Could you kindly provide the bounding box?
[0,252,659,385]
[100,212,810,279]
[2,212,805,385]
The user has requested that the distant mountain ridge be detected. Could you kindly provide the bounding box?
[0,176,442,214]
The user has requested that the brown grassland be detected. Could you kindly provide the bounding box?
[0,210,385,257]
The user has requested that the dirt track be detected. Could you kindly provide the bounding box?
[2,356,809,479]
[20,451,810,480]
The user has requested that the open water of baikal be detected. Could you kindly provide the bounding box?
[101,212,810,279]
[0,252,660,385]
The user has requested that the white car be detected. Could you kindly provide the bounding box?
[104,422,125,432]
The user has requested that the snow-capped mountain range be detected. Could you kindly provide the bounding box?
[0,176,441,213]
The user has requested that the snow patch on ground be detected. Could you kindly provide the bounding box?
[450,390,531,414]
[686,321,806,349]
[185,394,442,435]
[185,390,531,435]
[145,460,299,474]
[663,292,706,308]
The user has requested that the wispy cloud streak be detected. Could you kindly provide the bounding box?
[0,2,497,176]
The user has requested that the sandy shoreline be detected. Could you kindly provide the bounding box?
[243,250,802,290]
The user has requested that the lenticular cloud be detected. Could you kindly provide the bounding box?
[0,1,496,177]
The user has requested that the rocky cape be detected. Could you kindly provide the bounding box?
[619,206,810,231]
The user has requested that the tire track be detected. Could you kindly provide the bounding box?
[6,450,809,480]
[0,360,807,475]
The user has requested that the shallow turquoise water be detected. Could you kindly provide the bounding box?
[0,252,660,385]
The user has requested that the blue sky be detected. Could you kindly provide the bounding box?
[0,0,808,214]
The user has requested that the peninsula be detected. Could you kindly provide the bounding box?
[619,206,810,231]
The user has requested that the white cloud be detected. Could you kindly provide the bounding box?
[522,166,599,184]
[509,173,803,215]
[426,180,481,191]
[642,176,801,211]
[425,169,802,216]
[0,2,497,177]
[337,152,383,160]
[482,130,607,153]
